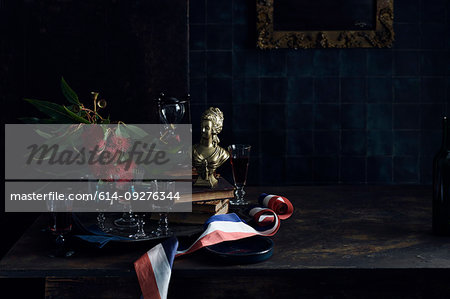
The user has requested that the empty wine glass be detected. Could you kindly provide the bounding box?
[95,180,114,233]
[129,169,151,239]
[113,175,137,229]
[152,181,175,237]
[157,94,186,125]
[157,94,187,145]
[127,185,147,239]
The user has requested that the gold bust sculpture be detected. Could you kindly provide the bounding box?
[193,107,229,188]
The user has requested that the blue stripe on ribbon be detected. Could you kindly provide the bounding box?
[203,213,243,229]
[258,193,268,205]
[161,236,179,268]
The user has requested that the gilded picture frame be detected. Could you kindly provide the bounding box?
[256,0,394,49]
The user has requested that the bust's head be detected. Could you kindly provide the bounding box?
[200,107,224,146]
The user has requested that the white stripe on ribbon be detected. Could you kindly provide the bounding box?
[263,194,275,207]
[276,197,285,203]
[176,219,276,256]
[147,244,172,299]
[259,214,274,222]
[249,207,265,217]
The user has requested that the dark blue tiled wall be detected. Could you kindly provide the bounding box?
[189,0,450,185]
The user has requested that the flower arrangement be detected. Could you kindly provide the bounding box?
[21,77,110,125]
[22,77,186,188]
[22,77,147,185]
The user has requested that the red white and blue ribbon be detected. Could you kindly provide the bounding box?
[258,193,294,220]
[134,237,178,299]
[134,194,294,299]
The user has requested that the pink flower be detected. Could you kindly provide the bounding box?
[96,139,107,151]
[114,161,136,189]
[109,134,130,152]
[89,162,113,180]
[82,126,104,151]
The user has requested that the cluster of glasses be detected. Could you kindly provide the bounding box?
[94,94,188,239]
[130,180,176,239]
[45,94,189,258]
[93,178,176,239]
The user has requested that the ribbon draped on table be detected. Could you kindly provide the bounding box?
[134,193,294,299]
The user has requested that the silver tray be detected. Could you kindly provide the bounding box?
[74,212,204,243]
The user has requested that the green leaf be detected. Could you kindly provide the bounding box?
[41,126,84,153]
[34,129,53,139]
[62,106,90,124]
[18,117,41,124]
[24,99,75,123]
[115,124,123,137]
[115,124,131,138]
[19,117,64,124]
[61,77,80,105]
[124,125,148,138]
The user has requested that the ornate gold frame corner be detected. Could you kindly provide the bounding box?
[256,0,394,49]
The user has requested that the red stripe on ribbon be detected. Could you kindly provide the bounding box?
[176,231,258,257]
[253,209,276,226]
[134,252,161,299]
[267,196,294,220]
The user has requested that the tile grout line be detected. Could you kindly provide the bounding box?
[311,77,316,183]
[364,51,369,184]
[338,72,342,184]
[417,0,423,184]
[390,72,394,183]
[204,0,208,107]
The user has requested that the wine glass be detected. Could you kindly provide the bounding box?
[95,180,114,233]
[85,173,110,233]
[152,181,175,237]
[113,175,137,229]
[152,94,185,237]
[157,94,187,145]
[157,94,186,125]
[129,169,152,239]
[47,189,74,257]
[228,144,251,205]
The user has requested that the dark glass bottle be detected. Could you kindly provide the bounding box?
[432,117,450,235]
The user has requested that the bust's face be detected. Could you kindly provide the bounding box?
[201,120,213,140]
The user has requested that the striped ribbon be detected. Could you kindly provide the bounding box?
[258,193,294,220]
[134,193,294,299]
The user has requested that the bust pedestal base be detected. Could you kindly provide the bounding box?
[194,174,218,188]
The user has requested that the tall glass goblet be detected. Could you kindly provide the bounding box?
[152,181,175,237]
[129,171,154,239]
[113,175,137,229]
[157,95,186,146]
[95,180,114,233]
[157,94,186,125]
[228,144,251,205]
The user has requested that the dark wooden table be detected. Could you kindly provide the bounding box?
[2,186,450,298]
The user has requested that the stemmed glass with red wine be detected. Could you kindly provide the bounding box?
[228,144,251,205]
[47,192,74,257]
